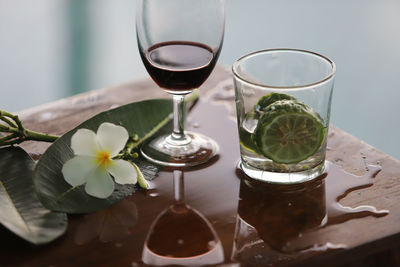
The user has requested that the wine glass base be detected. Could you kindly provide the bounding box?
[140,131,219,167]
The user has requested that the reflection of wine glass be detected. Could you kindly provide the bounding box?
[231,174,327,263]
[136,0,225,167]
[142,170,224,266]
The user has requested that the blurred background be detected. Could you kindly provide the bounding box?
[0,0,399,159]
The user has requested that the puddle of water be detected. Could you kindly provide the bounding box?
[325,162,388,222]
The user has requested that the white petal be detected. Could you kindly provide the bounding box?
[85,168,115,199]
[71,129,99,156]
[107,160,137,185]
[97,122,129,157]
[62,156,97,186]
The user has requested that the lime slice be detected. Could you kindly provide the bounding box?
[239,111,259,153]
[254,100,325,164]
[254,93,296,114]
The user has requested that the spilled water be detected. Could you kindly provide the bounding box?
[324,162,388,223]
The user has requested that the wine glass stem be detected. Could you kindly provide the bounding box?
[168,94,191,146]
[173,170,185,204]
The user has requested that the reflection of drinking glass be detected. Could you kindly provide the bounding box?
[231,174,326,263]
[136,0,225,167]
[233,49,335,183]
[142,170,224,266]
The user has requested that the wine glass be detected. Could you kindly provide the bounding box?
[142,170,224,265]
[136,0,225,167]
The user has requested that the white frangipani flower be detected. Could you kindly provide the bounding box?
[62,122,138,199]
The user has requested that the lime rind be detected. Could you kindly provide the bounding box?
[257,99,322,125]
[254,93,296,115]
[239,111,260,153]
[239,126,259,153]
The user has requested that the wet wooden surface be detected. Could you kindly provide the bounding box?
[1,65,400,267]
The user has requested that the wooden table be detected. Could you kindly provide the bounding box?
[1,65,400,267]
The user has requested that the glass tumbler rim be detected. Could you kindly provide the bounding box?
[232,48,336,90]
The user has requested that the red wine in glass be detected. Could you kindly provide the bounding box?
[140,41,218,93]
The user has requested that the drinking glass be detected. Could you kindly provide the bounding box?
[136,0,225,167]
[233,49,335,183]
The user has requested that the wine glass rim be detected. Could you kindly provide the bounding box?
[232,48,336,90]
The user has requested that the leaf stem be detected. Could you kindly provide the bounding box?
[0,133,18,142]
[0,116,17,128]
[0,110,60,147]
[25,130,59,142]
[1,110,23,130]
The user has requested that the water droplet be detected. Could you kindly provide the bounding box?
[192,122,200,128]
[305,242,348,252]
[40,112,55,120]
[254,254,264,260]
[109,104,120,109]
[114,243,123,248]
[177,239,184,245]
[149,192,159,198]
[207,240,216,249]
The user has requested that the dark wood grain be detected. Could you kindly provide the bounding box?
[1,64,399,267]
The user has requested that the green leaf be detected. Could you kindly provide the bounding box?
[0,147,67,245]
[34,99,173,214]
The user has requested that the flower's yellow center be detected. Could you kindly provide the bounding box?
[96,151,112,168]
